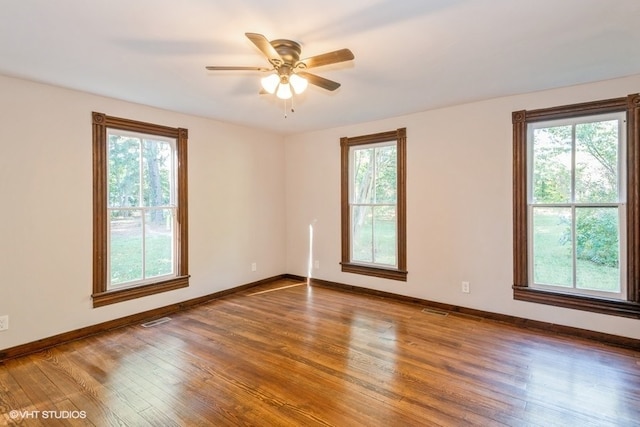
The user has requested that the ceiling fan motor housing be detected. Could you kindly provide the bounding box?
[270,39,302,66]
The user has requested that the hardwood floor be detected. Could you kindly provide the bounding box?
[1,277,639,426]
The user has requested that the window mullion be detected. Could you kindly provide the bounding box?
[571,124,577,289]
[142,208,147,280]
[139,140,146,280]
[571,124,576,204]
[571,206,577,290]
[371,148,377,263]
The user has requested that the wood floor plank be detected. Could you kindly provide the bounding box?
[76,336,226,426]
[0,363,38,425]
[32,348,143,426]
[2,279,639,426]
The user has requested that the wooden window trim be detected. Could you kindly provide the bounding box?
[92,112,189,308]
[340,128,407,281]
[512,94,640,318]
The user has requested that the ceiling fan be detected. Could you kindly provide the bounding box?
[205,33,355,100]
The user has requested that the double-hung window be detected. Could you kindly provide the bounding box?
[107,129,177,287]
[340,128,407,281]
[528,113,626,298]
[512,94,640,318]
[92,112,189,307]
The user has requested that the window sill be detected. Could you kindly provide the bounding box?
[513,285,640,319]
[92,276,190,308]
[341,262,407,281]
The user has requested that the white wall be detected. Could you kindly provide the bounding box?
[0,74,286,349]
[2,72,639,351]
[285,74,640,340]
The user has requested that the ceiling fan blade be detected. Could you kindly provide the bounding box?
[298,49,354,69]
[206,66,271,71]
[245,32,283,66]
[206,66,270,71]
[297,72,341,91]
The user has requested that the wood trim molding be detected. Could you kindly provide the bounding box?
[627,93,640,303]
[341,129,400,146]
[523,96,629,122]
[92,276,190,308]
[310,277,640,351]
[177,128,189,278]
[340,136,351,267]
[94,112,181,138]
[92,112,108,296]
[396,128,407,274]
[513,285,640,318]
[340,262,408,281]
[512,111,527,288]
[0,275,294,362]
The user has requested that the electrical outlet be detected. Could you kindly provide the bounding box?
[461,281,470,294]
[251,262,257,272]
[314,260,320,269]
[0,315,8,331]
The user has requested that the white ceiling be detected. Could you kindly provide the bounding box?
[2,0,640,135]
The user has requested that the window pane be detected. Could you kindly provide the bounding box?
[575,120,619,203]
[108,135,140,208]
[375,145,397,203]
[532,207,572,287]
[532,125,572,204]
[373,206,396,265]
[352,205,373,262]
[145,209,174,278]
[576,207,620,292]
[353,148,374,204]
[110,209,143,286]
[143,139,173,207]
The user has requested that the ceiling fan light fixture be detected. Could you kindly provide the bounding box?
[289,73,308,94]
[260,73,280,94]
[276,82,293,99]
[206,33,355,106]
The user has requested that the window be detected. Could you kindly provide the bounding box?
[92,112,189,307]
[341,128,407,281]
[512,94,640,318]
